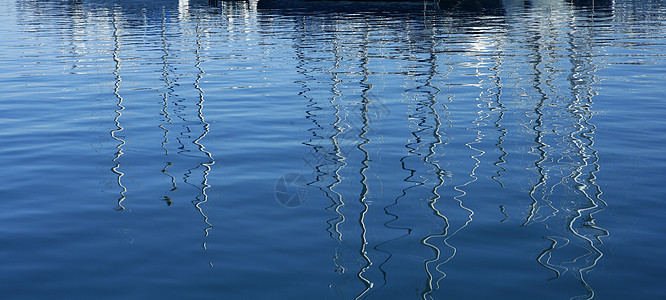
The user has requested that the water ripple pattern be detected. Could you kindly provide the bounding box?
[1,0,665,299]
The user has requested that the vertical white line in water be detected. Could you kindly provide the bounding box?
[111,8,127,211]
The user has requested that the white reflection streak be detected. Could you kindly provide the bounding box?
[327,24,349,286]
[328,28,346,243]
[354,26,373,300]
[193,18,215,243]
[521,7,609,298]
[418,21,451,298]
[326,28,347,288]
[160,7,177,202]
[436,137,477,284]
[436,45,489,285]
[160,7,173,156]
[178,0,189,21]
[522,20,549,227]
[421,75,446,300]
[489,45,508,189]
[110,9,127,211]
[566,64,607,300]
[536,235,570,278]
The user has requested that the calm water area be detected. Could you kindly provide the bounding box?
[1,0,665,298]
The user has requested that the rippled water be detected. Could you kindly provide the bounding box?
[1,0,665,298]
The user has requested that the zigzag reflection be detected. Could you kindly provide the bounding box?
[110,9,127,211]
[489,45,508,189]
[562,8,608,299]
[324,31,347,245]
[160,7,178,205]
[189,18,215,254]
[293,16,403,298]
[290,2,609,299]
[291,10,479,298]
[514,5,609,299]
[106,5,215,261]
[107,0,608,298]
[411,29,449,299]
[354,26,374,300]
[291,16,351,294]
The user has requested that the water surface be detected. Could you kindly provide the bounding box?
[1,0,665,299]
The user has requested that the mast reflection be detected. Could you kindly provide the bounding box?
[285,1,611,298]
[98,0,610,297]
[189,17,215,261]
[514,4,609,299]
[110,8,127,211]
[160,7,178,205]
[354,23,374,300]
[413,22,449,299]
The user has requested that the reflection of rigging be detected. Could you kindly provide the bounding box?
[294,17,386,298]
[517,6,609,299]
[354,26,373,300]
[523,24,548,227]
[110,9,127,211]
[416,25,448,299]
[440,76,479,282]
[489,41,508,189]
[190,18,215,257]
[254,1,612,298]
[293,17,347,246]
[521,10,567,278]
[563,10,609,298]
[325,28,346,245]
[160,7,178,205]
[374,21,445,298]
[290,15,352,296]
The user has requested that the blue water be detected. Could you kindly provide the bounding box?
[1,0,665,298]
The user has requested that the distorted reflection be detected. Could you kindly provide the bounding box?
[160,7,178,205]
[528,6,608,299]
[105,2,216,257]
[190,17,216,257]
[111,9,127,211]
[10,0,640,298]
[288,0,610,298]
